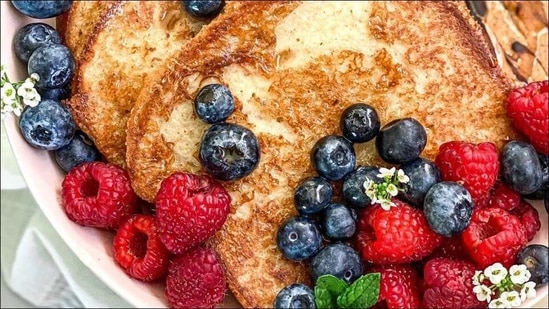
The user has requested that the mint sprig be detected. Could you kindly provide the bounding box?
[314,273,380,309]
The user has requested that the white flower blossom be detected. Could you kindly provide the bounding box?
[509,264,530,285]
[397,168,410,183]
[1,82,17,102]
[473,270,485,286]
[500,291,521,307]
[30,72,40,82]
[485,263,508,285]
[386,183,398,196]
[379,199,395,211]
[17,79,37,98]
[520,281,536,301]
[473,284,492,302]
[488,298,510,308]
[377,167,396,178]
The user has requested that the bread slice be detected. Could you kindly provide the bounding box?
[56,1,119,61]
[65,1,207,167]
[126,1,518,307]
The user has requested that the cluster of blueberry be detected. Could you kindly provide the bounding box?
[11,1,102,173]
[193,84,260,181]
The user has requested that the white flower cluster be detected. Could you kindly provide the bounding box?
[363,167,410,210]
[472,262,537,308]
[1,64,41,119]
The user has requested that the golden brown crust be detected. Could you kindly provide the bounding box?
[65,1,207,167]
[126,2,518,307]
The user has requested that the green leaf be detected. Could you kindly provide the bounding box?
[336,273,380,309]
[314,275,348,309]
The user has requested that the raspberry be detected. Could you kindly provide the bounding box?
[166,247,226,309]
[354,200,442,264]
[113,214,170,281]
[485,181,521,211]
[509,199,541,242]
[506,80,549,154]
[369,264,421,309]
[462,207,527,268]
[155,172,231,254]
[428,235,472,262]
[421,257,485,309]
[435,141,500,201]
[61,161,137,229]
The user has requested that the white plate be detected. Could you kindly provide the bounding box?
[1,1,548,308]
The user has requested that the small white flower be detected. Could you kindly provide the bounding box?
[1,82,17,101]
[377,167,396,178]
[473,270,486,286]
[30,72,40,82]
[509,264,530,285]
[379,199,395,211]
[386,183,398,196]
[520,281,537,301]
[488,298,510,308]
[500,291,521,307]
[17,80,37,98]
[485,263,508,285]
[22,90,40,107]
[473,284,492,302]
[397,169,410,183]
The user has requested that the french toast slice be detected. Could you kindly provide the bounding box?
[56,1,119,61]
[126,1,519,307]
[65,1,207,167]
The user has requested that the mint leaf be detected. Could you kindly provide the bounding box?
[336,273,380,308]
[314,275,348,308]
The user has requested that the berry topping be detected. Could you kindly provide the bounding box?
[11,0,73,19]
[13,22,61,63]
[478,181,521,211]
[435,141,499,201]
[183,0,224,19]
[509,200,541,242]
[277,216,322,261]
[19,99,75,150]
[339,103,380,143]
[165,247,226,308]
[342,166,380,208]
[310,243,363,285]
[421,257,485,309]
[462,207,528,268]
[429,235,472,262]
[155,172,230,254]
[516,244,549,286]
[321,203,357,240]
[273,283,316,309]
[423,181,473,237]
[294,176,333,215]
[506,80,549,155]
[399,157,441,208]
[113,214,169,281]
[27,43,75,89]
[375,117,427,164]
[501,140,543,195]
[369,264,421,309]
[54,131,101,173]
[311,135,356,181]
[193,83,235,124]
[199,122,260,181]
[354,200,442,264]
[61,162,137,229]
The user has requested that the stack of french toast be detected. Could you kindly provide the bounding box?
[57,1,548,307]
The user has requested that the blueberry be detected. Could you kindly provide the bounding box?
[11,1,73,19]
[277,216,322,261]
[340,103,380,143]
[199,122,260,181]
[375,118,427,164]
[321,203,357,240]
[310,242,363,284]
[28,43,75,89]
[342,166,380,208]
[183,0,224,19]
[194,83,234,124]
[13,23,62,63]
[501,140,543,195]
[399,158,441,208]
[524,154,549,200]
[423,181,473,237]
[311,135,356,181]
[274,283,316,309]
[516,244,548,286]
[54,131,101,173]
[19,99,75,150]
[294,177,333,215]
[37,84,71,101]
